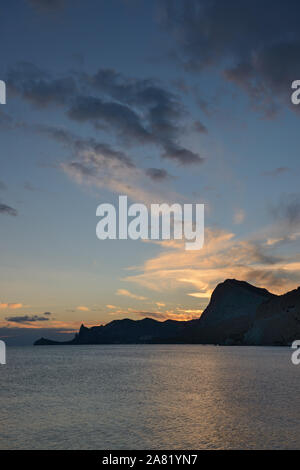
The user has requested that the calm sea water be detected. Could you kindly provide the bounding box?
[0,345,299,449]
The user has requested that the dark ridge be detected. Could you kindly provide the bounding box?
[34,279,300,346]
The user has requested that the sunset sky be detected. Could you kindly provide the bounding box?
[1,0,300,344]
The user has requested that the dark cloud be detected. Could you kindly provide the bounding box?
[7,62,76,107]
[244,268,290,290]
[171,78,190,94]
[68,96,152,144]
[0,203,18,216]
[35,124,76,145]
[249,245,281,266]
[145,168,170,181]
[24,182,39,192]
[162,144,203,165]
[82,68,204,163]
[7,62,204,165]
[64,161,94,177]
[37,124,136,169]
[271,193,300,227]
[36,125,143,191]
[5,311,53,324]
[0,109,13,129]
[5,315,50,323]
[37,125,179,189]
[262,167,290,177]
[160,0,300,114]
[27,0,67,12]
[193,120,208,134]
[87,68,179,113]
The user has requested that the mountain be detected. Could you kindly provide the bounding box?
[35,317,196,346]
[34,279,300,346]
[193,279,276,344]
[245,286,300,345]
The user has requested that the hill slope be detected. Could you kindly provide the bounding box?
[194,279,276,344]
[245,287,300,345]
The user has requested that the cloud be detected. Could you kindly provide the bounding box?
[116,289,147,301]
[0,203,18,216]
[161,144,204,165]
[8,63,204,165]
[4,310,53,324]
[133,309,201,321]
[0,110,13,129]
[76,306,89,311]
[38,124,135,168]
[265,231,300,247]
[193,120,208,134]
[0,181,7,191]
[68,96,152,144]
[0,303,23,310]
[5,315,50,323]
[145,168,170,181]
[7,62,76,107]
[124,226,299,295]
[85,68,205,164]
[62,155,180,206]
[24,182,39,192]
[271,193,300,228]
[160,0,300,115]
[187,292,212,298]
[36,124,180,204]
[34,124,184,205]
[233,209,245,224]
[262,167,290,177]
[33,123,184,204]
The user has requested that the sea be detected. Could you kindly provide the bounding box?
[0,345,299,449]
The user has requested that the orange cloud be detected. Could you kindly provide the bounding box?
[116,289,147,300]
[0,303,23,310]
[134,309,201,322]
[188,292,212,298]
[124,227,300,295]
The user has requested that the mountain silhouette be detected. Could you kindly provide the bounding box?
[193,279,276,344]
[34,279,300,346]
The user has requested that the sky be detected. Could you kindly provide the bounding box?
[1,0,300,344]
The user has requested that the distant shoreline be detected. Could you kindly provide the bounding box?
[34,278,300,348]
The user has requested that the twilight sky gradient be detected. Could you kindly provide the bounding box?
[1,0,300,344]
